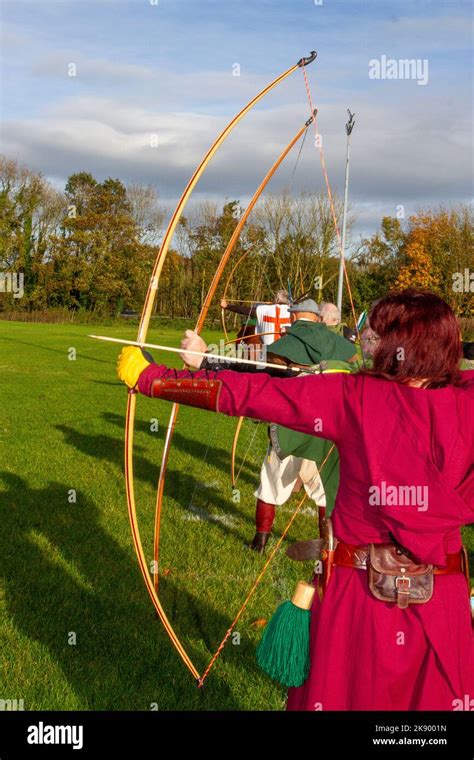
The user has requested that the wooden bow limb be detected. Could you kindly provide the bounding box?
[230,416,245,491]
[90,352,339,687]
[152,111,317,601]
[123,53,317,680]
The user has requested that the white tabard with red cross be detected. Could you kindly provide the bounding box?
[255,304,291,345]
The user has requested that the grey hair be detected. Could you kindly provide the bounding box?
[274,289,289,304]
[319,301,341,324]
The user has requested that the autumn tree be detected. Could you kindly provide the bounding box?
[395,207,473,315]
[0,156,64,310]
[47,173,152,314]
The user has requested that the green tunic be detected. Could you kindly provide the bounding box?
[269,319,356,365]
[327,322,352,339]
[267,319,357,516]
[270,360,354,516]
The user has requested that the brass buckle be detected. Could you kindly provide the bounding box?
[395,576,411,591]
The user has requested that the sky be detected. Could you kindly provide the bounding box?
[0,0,472,239]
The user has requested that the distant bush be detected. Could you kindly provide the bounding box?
[459,318,474,342]
[0,308,221,333]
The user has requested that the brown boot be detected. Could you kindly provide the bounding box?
[247,531,271,554]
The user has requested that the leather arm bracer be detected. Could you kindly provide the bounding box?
[150,376,222,412]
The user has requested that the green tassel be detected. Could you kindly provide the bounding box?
[256,600,311,688]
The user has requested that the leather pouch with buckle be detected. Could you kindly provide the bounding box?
[368,544,434,609]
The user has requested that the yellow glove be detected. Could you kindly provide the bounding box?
[116,346,153,389]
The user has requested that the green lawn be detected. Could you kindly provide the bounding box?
[0,321,472,711]
[0,320,311,711]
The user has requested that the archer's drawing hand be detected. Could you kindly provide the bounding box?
[117,346,153,388]
[180,330,208,368]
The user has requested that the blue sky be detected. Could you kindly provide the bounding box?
[1,0,472,237]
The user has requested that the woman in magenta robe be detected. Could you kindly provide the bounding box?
[122,290,473,710]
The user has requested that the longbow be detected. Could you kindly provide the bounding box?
[124,52,317,681]
[152,109,317,595]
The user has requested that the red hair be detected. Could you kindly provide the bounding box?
[367,290,463,389]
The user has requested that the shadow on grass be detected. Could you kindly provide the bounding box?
[0,472,267,710]
[54,424,258,544]
[0,334,113,365]
[102,410,261,490]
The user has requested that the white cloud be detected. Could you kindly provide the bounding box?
[2,90,470,217]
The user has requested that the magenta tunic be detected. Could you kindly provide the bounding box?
[139,366,474,711]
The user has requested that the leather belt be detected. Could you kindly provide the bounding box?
[333,541,465,575]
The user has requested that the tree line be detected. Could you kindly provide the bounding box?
[0,156,472,330]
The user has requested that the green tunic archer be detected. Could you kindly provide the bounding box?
[269,319,356,365]
[267,320,357,516]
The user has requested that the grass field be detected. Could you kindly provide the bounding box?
[0,320,314,711]
[1,320,472,711]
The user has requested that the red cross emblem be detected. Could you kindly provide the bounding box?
[262,306,291,340]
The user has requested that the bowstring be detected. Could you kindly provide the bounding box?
[186,119,305,511]
[289,124,308,191]
[198,73,372,681]
[267,126,308,291]
[228,253,267,490]
[230,124,308,487]
[300,61,361,342]
[198,444,335,687]
[198,125,325,684]
[234,413,262,486]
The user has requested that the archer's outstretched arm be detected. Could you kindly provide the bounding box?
[135,361,348,444]
[220,299,259,318]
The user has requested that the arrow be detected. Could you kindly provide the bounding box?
[89,334,309,374]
